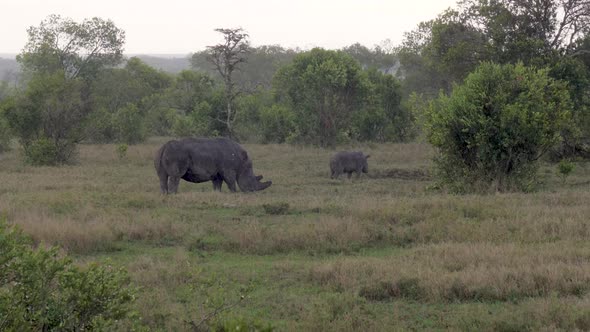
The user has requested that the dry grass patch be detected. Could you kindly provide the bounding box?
[11,210,117,254]
[310,242,590,302]
[215,216,391,254]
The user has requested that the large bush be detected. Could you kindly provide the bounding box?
[3,73,86,165]
[427,62,572,192]
[0,222,138,330]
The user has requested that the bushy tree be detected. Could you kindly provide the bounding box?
[4,73,85,165]
[0,222,138,330]
[167,70,215,115]
[89,57,172,142]
[112,103,147,144]
[18,14,125,80]
[341,42,398,73]
[353,68,413,142]
[273,48,368,147]
[233,87,274,142]
[427,62,572,192]
[548,56,590,158]
[9,15,125,164]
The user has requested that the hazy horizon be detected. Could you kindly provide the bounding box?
[2,0,458,54]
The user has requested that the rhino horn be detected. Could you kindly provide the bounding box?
[256,180,272,191]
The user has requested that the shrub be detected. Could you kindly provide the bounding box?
[146,106,177,136]
[172,112,219,138]
[0,222,139,330]
[262,202,290,215]
[426,62,572,192]
[3,73,87,165]
[116,143,128,159]
[557,159,575,184]
[113,103,147,144]
[259,105,295,143]
[24,137,76,166]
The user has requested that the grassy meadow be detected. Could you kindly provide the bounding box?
[1,137,590,331]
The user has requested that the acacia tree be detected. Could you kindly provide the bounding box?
[206,28,249,138]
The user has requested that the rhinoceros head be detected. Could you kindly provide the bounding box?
[237,161,272,192]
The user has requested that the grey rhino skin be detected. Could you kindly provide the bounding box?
[154,137,272,193]
[330,151,370,179]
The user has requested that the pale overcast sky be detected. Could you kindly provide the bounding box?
[2,0,458,55]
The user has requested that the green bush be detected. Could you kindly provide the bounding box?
[86,107,117,143]
[24,138,58,165]
[426,62,572,192]
[172,115,204,138]
[259,105,295,143]
[116,143,128,159]
[0,222,139,330]
[557,159,575,184]
[262,202,290,215]
[146,106,177,136]
[3,73,86,165]
[113,103,147,144]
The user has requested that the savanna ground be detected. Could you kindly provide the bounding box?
[1,138,590,331]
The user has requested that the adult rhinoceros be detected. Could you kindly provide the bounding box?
[154,137,272,193]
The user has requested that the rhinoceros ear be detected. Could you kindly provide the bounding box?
[365,154,370,159]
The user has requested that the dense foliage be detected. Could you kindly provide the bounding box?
[427,62,572,192]
[398,0,590,158]
[272,48,369,147]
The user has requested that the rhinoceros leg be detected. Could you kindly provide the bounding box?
[355,168,362,179]
[222,171,237,192]
[158,172,169,194]
[168,176,181,194]
[212,176,223,191]
[347,172,352,179]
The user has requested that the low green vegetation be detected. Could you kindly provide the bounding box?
[0,141,589,330]
[0,221,138,330]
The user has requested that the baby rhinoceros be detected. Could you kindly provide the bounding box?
[329,151,370,179]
